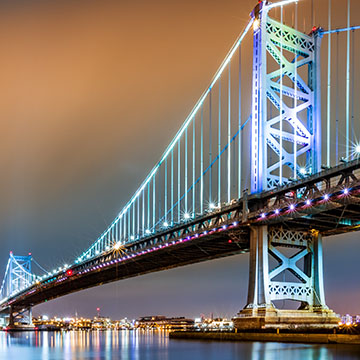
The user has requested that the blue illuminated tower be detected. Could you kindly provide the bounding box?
[251,0,322,193]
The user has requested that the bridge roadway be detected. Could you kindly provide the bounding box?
[2,159,360,312]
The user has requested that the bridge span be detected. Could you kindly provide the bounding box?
[2,159,360,328]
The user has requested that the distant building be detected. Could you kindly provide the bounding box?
[136,316,194,330]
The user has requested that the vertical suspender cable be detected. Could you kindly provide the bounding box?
[209,90,212,206]
[171,150,174,224]
[119,216,122,243]
[136,195,140,237]
[131,202,136,237]
[238,45,242,197]
[327,0,331,167]
[178,139,181,221]
[294,3,298,178]
[279,6,284,184]
[142,190,145,235]
[227,63,231,203]
[336,32,339,162]
[200,104,204,214]
[192,118,196,214]
[124,211,127,241]
[346,0,351,159]
[165,158,167,224]
[147,183,150,231]
[153,176,156,229]
[351,29,355,155]
[185,128,188,214]
[218,82,221,206]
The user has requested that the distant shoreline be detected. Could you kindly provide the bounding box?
[169,331,360,345]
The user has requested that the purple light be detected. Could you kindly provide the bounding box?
[323,194,329,201]
[289,204,295,211]
[275,209,280,215]
[261,213,266,218]
[306,199,311,206]
[343,188,349,195]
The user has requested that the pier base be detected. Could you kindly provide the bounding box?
[234,226,340,330]
[233,308,340,330]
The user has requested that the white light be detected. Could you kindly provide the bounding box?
[253,18,260,31]
[289,204,295,211]
[324,194,329,201]
[114,242,121,250]
[209,203,217,210]
[163,221,169,227]
[95,250,99,255]
[184,213,191,220]
[355,145,360,154]
[306,199,311,206]
[275,209,280,214]
[145,229,151,234]
[299,167,307,175]
[63,264,68,268]
[343,188,349,195]
[130,235,135,240]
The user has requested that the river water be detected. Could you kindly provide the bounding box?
[0,330,359,359]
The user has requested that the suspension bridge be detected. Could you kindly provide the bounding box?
[1,0,360,329]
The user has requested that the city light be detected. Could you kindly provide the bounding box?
[113,242,121,250]
[323,194,329,201]
[343,188,349,195]
[355,144,360,155]
[145,229,151,234]
[184,213,191,220]
[163,221,169,228]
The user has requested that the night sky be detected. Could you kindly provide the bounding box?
[1,0,360,320]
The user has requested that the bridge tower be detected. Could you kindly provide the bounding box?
[235,1,339,329]
[0,252,34,328]
[250,0,322,193]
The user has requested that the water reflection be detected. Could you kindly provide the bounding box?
[0,330,359,360]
